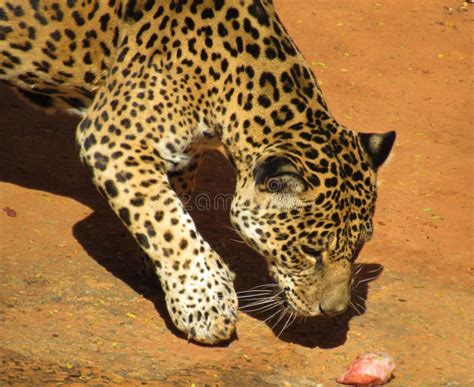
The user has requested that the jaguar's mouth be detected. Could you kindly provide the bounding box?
[283,294,324,317]
[236,283,321,318]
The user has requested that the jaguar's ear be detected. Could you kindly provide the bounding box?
[359,131,396,170]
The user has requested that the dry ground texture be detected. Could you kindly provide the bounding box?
[1,0,473,385]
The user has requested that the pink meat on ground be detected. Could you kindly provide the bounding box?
[337,352,396,385]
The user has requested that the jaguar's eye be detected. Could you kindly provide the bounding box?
[260,174,306,194]
[266,177,284,193]
[301,245,323,266]
[301,245,322,257]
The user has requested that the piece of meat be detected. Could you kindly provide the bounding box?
[337,352,396,385]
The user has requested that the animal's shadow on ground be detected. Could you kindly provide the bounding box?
[0,85,383,349]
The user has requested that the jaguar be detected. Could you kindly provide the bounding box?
[0,0,395,344]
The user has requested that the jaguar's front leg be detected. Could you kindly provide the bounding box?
[76,121,237,344]
[168,151,205,197]
[139,152,205,287]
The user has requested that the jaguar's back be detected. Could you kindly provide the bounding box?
[0,1,124,111]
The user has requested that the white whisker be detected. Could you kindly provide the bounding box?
[239,299,277,308]
[349,301,362,316]
[263,307,284,324]
[244,283,279,290]
[238,296,273,302]
[242,300,286,313]
[237,291,275,297]
[236,289,274,294]
[367,267,383,274]
[239,293,283,309]
[277,311,295,338]
[225,225,238,233]
[356,276,379,285]
[353,265,364,277]
[229,238,246,244]
[239,289,282,297]
[271,308,289,329]
[289,313,298,328]
[355,301,366,313]
[238,298,269,303]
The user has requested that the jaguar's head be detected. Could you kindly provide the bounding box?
[230,126,395,317]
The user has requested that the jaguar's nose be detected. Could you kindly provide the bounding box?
[319,302,348,317]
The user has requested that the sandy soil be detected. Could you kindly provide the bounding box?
[1,0,473,385]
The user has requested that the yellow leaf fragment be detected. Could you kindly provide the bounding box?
[311,61,327,69]
[126,312,136,319]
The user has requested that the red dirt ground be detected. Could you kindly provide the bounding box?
[1,1,473,385]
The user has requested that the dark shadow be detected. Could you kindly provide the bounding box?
[0,84,181,337]
[0,84,383,348]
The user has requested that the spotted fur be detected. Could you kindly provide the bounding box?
[0,0,395,344]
